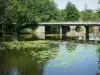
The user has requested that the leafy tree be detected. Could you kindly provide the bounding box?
[0,0,60,35]
[97,9,100,20]
[64,1,80,21]
[91,11,99,21]
[10,0,40,34]
[58,9,66,21]
[0,0,13,35]
[80,5,99,22]
[82,9,93,21]
[39,0,59,22]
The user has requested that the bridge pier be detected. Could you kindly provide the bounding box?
[60,26,62,39]
[45,26,52,35]
[70,26,76,37]
[61,26,70,39]
[44,25,90,41]
[85,26,89,41]
[45,26,52,39]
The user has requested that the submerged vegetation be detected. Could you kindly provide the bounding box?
[96,47,100,70]
[0,41,59,75]
[0,41,100,74]
[0,41,59,64]
[66,43,77,53]
[1,41,59,50]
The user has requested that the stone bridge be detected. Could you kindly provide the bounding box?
[38,22,100,41]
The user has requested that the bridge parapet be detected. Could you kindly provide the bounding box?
[38,22,100,26]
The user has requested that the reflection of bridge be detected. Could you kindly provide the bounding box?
[38,22,100,41]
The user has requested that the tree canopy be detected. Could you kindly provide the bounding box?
[64,1,80,21]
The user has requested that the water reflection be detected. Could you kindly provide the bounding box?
[96,47,100,73]
[0,33,100,42]
[0,42,59,75]
[89,37,100,41]
[0,42,100,75]
[44,43,99,75]
[66,43,77,53]
[0,34,39,42]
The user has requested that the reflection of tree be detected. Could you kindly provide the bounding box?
[96,47,100,75]
[97,47,100,71]
[0,33,39,42]
[66,43,77,53]
[0,42,59,75]
[19,34,39,41]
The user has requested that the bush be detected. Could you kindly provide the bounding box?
[21,28,33,34]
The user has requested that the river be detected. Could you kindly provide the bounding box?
[0,32,100,75]
[0,40,100,75]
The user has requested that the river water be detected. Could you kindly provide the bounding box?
[0,41,100,75]
[0,32,100,75]
[0,33,100,42]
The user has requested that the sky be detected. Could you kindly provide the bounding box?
[54,0,100,11]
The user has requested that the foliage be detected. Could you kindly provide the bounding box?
[0,0,60,35]
[51,26,60,34]
[0,0,39,34]
[0,0,13,35]
[80,4,100,22]
[59,9,66,21]
[89,26,94,33]
[96,47,100,70]
[0,0,12,24]
[0,41,59,75]
[66,43,77,53]
[64,1,80,21]
[1,41,58,50]
[81,10,94,21]
[39,0,59,22]
[0,0,100,35]
[75,26,83,32]
[19,34,38,41]
[1,41,59,63]
[97,9,100,20]
[10,0,41,34]
[20,28,33,34]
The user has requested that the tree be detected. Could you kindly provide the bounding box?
[39,0,59,22]
[64,1,80,21]
[80,4,99,22]
[10,0,41,34]
[0,0,13,35]
[81,4,93,21]
[81,10,93,21]
[97,9,100,20]
[91,11,99,21]
[0,0,61,35]
[58,9,66,21]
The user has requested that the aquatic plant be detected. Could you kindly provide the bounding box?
[66,43,77,53]
[1,41,58,50]
[96,46,100,70]
[0,41,59,64]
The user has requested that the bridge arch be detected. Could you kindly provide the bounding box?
[75,26,84,32]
